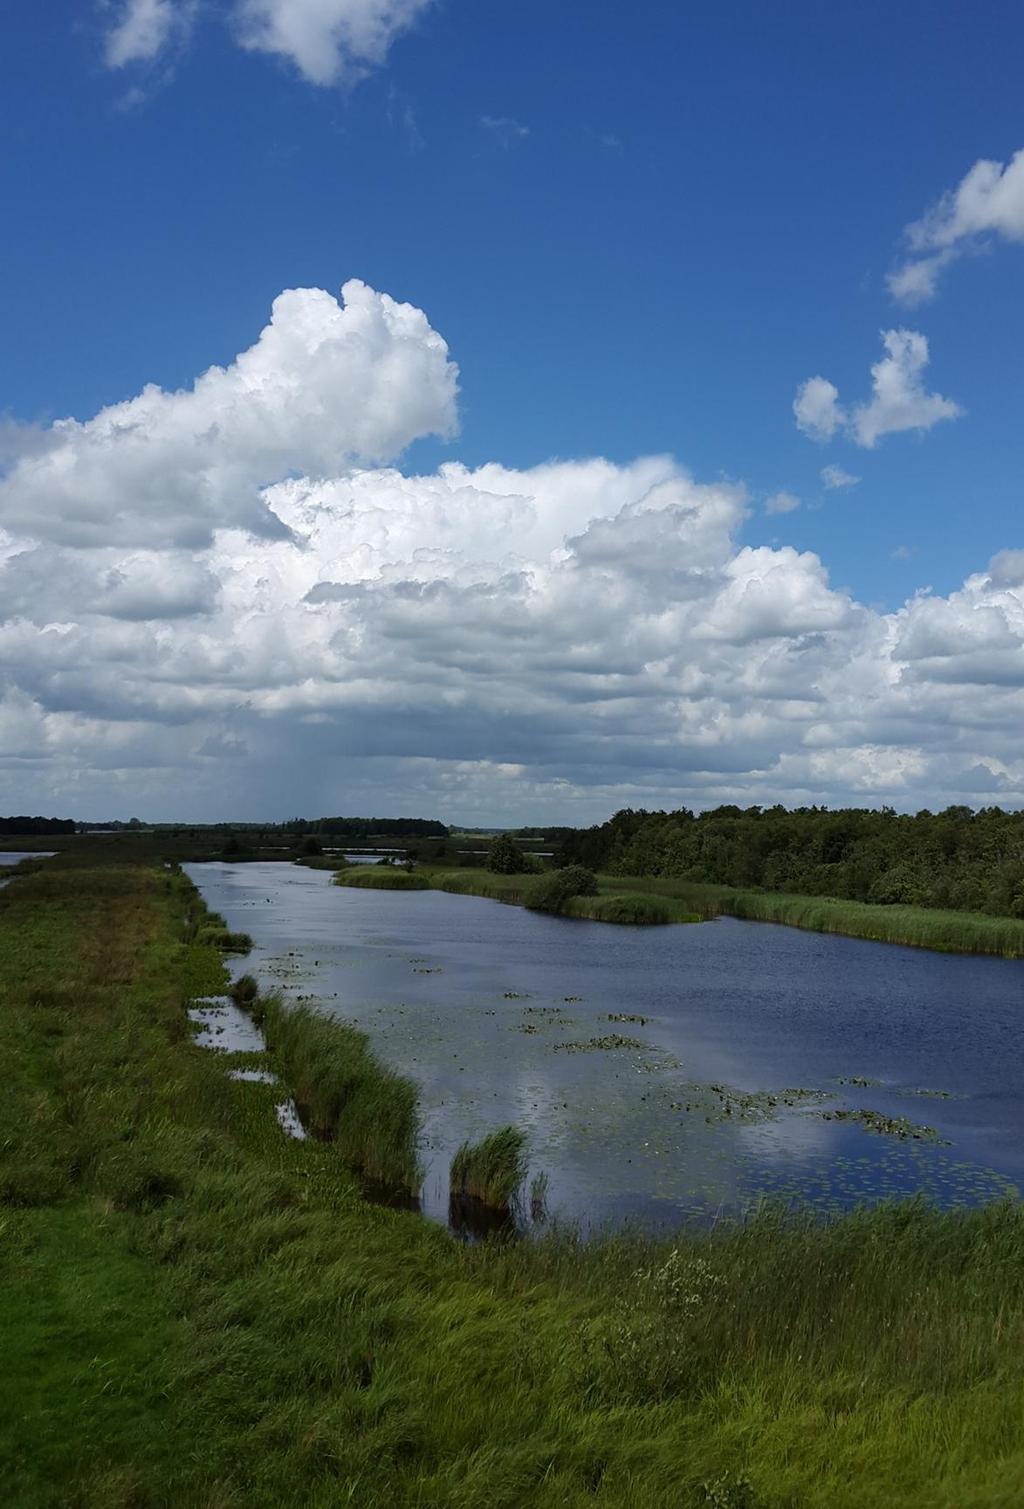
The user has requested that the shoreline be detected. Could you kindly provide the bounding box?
[335,863,1024,958]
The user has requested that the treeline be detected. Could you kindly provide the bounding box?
[0,815,76,835]
[285,816,447,838]
[557,805,1024,919]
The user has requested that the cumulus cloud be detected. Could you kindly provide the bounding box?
[102,0,430,84]
[793,377,843,442]
[794,330,961,450]
[0,280,457,549]
[820,465,859,491]
[3,280,1024,820]
[889,147,1024,304]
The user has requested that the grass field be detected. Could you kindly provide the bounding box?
[3,842,1024,1506]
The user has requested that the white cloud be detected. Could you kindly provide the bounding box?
[793,377,844,442]
[0,279,457,549]
[764,491,800,515]
[102,0,430,84]
[889,147,1024,304]
[794,330,961,451]
[820,465,859,491]
[3,281,1024,820]
[233,0,431,86]
[104,0,194,67]
[851,330,962,448]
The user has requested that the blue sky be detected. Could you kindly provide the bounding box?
[0,2,1022,820]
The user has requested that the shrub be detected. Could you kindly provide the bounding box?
[525,865,599,913]
[486,834,531,874]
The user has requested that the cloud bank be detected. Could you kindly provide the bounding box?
[2,281,1022,821]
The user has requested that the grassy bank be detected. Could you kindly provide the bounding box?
[596,874,1024,956]
[344,861,1024,950]
[4,845,1024,1505]
[386,865,702,923]
[252,992,421,1192]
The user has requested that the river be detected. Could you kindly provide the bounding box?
[186,860,1023,1232]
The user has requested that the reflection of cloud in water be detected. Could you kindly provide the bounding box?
[739,1110,844,1164]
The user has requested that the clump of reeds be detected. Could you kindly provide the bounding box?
[563,892,676,925]
[449,1126,527,1212]
[229,974,259,1007]
[258,996,421,1194]
[333,867,430,891]
[195,923,253,952]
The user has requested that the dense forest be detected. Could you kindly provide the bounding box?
[0,815,76,835]
[556,805,1024,918]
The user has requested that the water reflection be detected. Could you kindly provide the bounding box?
[185,861,1023,1233]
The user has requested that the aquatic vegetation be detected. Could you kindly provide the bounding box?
[449,1125,527,1210]
[529,1170,550,1221]
[194,923,253,952]
[564,891,679,924]
[229,973,259,1006]
[824,1107,947,1142]
[554,1033,647,1052]
[334,866,430,890]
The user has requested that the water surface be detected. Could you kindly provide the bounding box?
[186,861,1023,1232]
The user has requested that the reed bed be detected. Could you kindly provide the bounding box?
[254,995,421,1193]
[715,888,1024,955]
[333,866,430,890]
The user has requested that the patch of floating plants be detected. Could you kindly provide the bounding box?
[554,1034,647,1053]
[823,1108,949,1142]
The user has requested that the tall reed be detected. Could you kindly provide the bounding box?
[449,1125,527,1211]
[256,995,421,1193]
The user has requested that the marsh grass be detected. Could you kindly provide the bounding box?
[254,995,421,1192]
[562,891,680,924]
[333,865,430,890]
[449,1126,528,1210]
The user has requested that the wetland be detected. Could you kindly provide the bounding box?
[185,860,1024,1231]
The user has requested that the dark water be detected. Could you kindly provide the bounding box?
[185,861,1023,1232]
